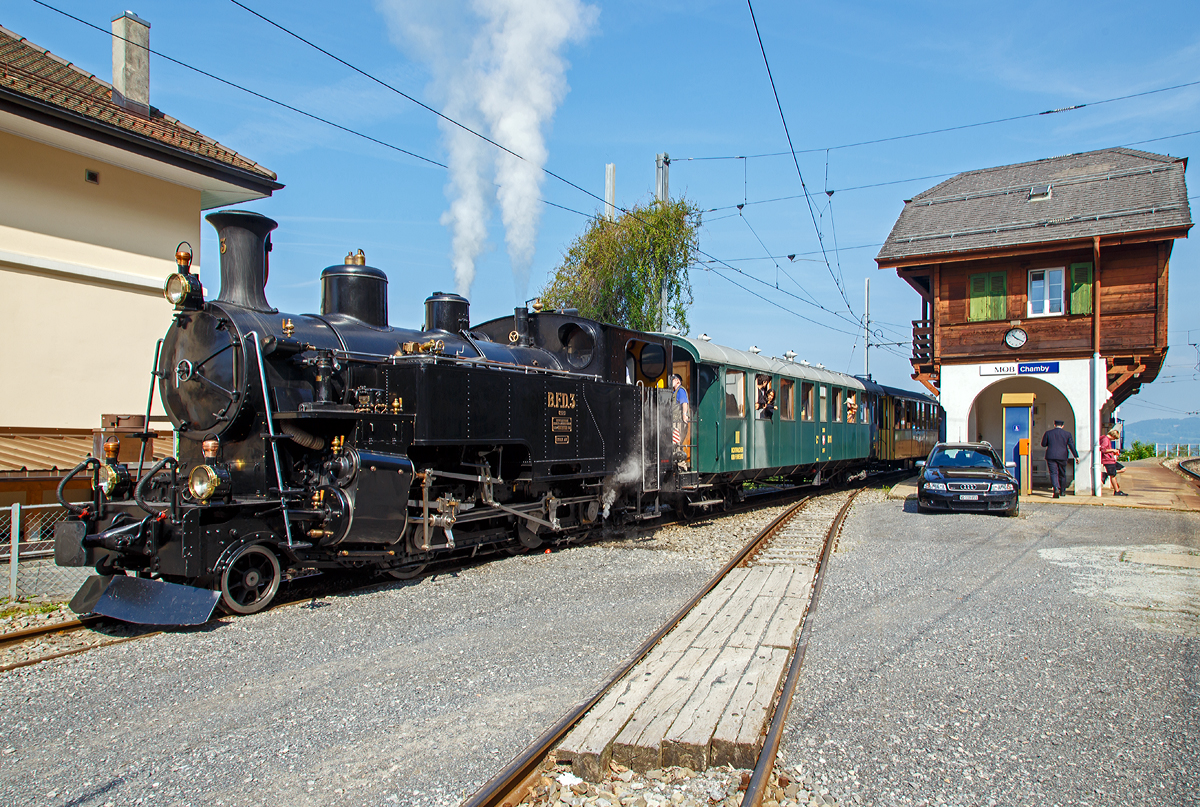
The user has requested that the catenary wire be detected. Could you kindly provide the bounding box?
[746,0,856,321]
[678,82,1200,161]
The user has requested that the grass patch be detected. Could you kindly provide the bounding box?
[0,600,63,620]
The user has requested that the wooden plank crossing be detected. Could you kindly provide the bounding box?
[557,563,818,778]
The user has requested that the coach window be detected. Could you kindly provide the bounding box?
[846,391,858,423]
[779,379,795,420]
[833,388,843,422]
[725,370,745,417]
[801,382,814,421]
[819,385,828,421]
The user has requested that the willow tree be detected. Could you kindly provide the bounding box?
[539,198,701,333]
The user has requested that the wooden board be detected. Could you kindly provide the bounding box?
[692,567,773,649]
[557,649,683,781]
[611,645,721,772]
[709,646,790,770]
[660,645,755,770]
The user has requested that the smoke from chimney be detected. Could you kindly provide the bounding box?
[111,11,150,117]
[378,0,596,300]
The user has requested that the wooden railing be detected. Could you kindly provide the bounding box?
[912,319,933,362]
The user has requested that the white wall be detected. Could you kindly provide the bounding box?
[940,359,1107,494]
[0,129,199,428]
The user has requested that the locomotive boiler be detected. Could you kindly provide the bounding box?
[55,210,685,624]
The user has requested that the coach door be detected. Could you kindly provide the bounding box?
[721,369,747,473]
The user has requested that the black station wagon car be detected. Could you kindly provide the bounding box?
[916,442,1018,516]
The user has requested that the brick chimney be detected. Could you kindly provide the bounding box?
[111,11,150,117]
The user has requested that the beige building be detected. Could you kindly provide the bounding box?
[0,14,279,500]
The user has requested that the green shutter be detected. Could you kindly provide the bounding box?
[1070,262,1093,315]
[968,273,988,321]
[988,272,1006,321]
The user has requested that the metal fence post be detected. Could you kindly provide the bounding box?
[9,502,19,601]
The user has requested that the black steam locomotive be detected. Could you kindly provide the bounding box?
[55,211,685,624]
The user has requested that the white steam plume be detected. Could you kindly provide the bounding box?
[378,0,595,298]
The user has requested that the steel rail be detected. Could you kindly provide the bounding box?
[741,489,863,807]
[461,496,813,807]
[0,615,96,648]
[1178,457,1200,482]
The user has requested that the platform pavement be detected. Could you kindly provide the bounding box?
[888,457,1200,512]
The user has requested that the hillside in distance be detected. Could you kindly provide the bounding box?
[1121,417,1200,445]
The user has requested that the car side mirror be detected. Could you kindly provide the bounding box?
[915,460,925,468]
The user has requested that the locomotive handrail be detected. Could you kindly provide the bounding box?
[56,458,100,515]
[317,345,603,382]
[136,339,164,484]
[134,456,176,513]
[246,331,297,549]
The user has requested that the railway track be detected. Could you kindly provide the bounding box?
[0,474,892,679]
[1179,457,1200,482]
[462,486,866,807]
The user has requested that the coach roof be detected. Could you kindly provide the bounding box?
[672,336,865,390]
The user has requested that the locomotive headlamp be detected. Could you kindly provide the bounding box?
[188,464,230,502]
[97,462,131,497]
[165,272,193,305]
[164,242,204,310]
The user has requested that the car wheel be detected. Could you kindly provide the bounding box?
[1005,502,1020,518]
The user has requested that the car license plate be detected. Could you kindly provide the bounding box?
[959,494,979,500]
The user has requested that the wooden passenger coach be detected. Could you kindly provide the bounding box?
[670,338,936,482]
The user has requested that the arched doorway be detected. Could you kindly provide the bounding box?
[967,376,1076,488]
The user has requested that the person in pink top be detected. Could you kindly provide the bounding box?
[1100,428,1127,496]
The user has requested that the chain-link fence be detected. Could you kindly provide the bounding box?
[2,503,92,602]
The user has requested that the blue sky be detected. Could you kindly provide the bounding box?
[7,0,1200,423]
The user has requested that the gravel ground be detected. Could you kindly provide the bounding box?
[0,504,791,807]
[781,489,1200,807]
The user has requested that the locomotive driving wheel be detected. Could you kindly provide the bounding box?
[219,544,281,615]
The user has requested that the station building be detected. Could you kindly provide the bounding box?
[876,148,1191,495]
[0,14,280,504]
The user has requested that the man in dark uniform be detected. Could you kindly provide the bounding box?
[1041,420,1079,498]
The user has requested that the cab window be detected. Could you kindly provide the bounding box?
[780,379,795,421]
[725,370,745,418]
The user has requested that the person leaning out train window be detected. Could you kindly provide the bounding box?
[761,388,776,419]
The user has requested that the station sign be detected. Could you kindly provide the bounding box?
[1018,362,1059,374]
[979,362,1060,376]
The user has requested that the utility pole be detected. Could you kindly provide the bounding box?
[864,277,870,379]
[604,163,616,222]
[655,152,670,330]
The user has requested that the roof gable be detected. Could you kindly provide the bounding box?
[0,25,280,192]
[876,147,1191,264]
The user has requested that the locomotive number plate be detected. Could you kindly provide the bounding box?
[555,435,570,444]
[552,417,572,432]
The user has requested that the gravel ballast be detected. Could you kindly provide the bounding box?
[781,490,1199,807]
[0,504,789,807]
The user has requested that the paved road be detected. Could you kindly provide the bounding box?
[781,491,1200,807]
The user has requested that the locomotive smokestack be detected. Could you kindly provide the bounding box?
[205,210,277,313]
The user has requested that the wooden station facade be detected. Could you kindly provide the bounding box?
[876,148,1191,494]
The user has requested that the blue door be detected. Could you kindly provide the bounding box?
[1003,405,1030,483]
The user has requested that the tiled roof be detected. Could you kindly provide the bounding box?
[877,148,1191,264]
[0,431,169,475]
[0,25,277,182]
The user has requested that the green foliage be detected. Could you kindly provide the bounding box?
[539,198,701,333]
[1119,440,1157,462]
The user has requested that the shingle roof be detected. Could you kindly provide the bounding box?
[876,147,1191,264]
[0,25,278,183]
[0,432,169,475]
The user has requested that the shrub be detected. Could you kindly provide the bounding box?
[1119,440,1157,462]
